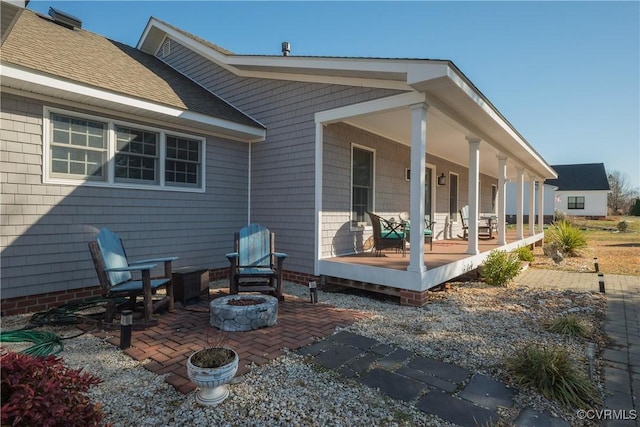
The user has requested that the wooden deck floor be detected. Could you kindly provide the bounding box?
[324,230,536,270]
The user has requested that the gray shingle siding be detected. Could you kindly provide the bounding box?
[1,93,249,299]
[159,40,406,274]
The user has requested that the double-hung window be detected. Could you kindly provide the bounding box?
[50,114,107,180]
[567,196,585,210]
[45,108,205,192]
[351,145,374,225]
[115,126,158,183]
[166,135,201,186]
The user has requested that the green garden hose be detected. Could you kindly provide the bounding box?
[1,296,127,357]
[0,330,63,356]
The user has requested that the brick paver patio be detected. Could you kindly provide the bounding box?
[91,289,369,394]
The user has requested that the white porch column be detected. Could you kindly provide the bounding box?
[313,122,324,276]
[537,179,545,233]
[467,137,481,255]
[528,176,536,236]
[497,155,508,245]
[408,102,428,274]
[516,167,525,240]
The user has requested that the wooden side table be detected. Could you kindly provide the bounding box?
[172,266,209,305]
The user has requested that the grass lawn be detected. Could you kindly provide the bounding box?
[532,216,640,276]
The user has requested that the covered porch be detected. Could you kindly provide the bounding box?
[312,64,556,304]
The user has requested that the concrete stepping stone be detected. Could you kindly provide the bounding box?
[370,343,395,356]
[296,339,335,356]
[342,352,380,377]
[313,343,361,370]
[407,356,471,383]
[417,390,497,426]
[376,348,413,370]
[514,407,570,427]
[396,366,459,393]
[327,330,380,350]
[458,374,517,410]
[359,368,426,402]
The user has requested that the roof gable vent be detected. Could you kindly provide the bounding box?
[48,7,82,29]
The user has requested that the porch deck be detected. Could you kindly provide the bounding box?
[326,229,532,271]
[319,228,543,298]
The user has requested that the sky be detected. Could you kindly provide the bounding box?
[26,1,640,189]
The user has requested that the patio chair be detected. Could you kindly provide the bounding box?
[88,227,176,325]
[367,211,406,257]
[459,205,492,240]
[397,213,436,251]
[226,224,288,301]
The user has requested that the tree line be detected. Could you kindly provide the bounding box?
[608,169,640,216]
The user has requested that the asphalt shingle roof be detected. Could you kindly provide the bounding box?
[1,9,262,130]
[546,163,610,191]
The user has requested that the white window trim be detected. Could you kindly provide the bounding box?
[350,143,375,231]
[43,106,206,193]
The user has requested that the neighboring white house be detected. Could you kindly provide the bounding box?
[546,163,610,218]
[506,182,556,224]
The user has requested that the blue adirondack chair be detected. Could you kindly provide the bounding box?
[226,224,288,301]
[88,228,177,324]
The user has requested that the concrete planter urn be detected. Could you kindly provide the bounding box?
[186,347,238,406]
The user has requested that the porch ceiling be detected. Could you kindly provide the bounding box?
[347,106,547,182]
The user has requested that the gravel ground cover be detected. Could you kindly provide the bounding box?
[2,272,607,427]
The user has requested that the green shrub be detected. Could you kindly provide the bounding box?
[545,314,590,337]
[545,220,587,256]
[513,245,534,262]
[505,344,600,408]
[481,250,522,286]
[1,352,107,427]
[617,220,629,232]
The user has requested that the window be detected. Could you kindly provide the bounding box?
[50,114,107,179]
[491,184,498,213]
[425,167,433,221]
[567,196,585,210]
[166,135,201,186]
[115,126,158,183]
[44,108,205,192]
[449,173,459,221]
[351,145,374,225]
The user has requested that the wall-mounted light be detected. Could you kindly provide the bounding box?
[437,173,446,186]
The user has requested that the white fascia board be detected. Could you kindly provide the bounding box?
[1,64,265,142]
[136,16,159,52]
[2,0,27,8]
[229,55,413,75]
[140,19,414,90]
[223,69,410,90]
[141,19,239,71]
[412,64,555,178]
[315,92,426,124]
[444,68,555,177]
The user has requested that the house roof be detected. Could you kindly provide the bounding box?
[546,163,611,191]
[138,17,558,181]
[0,8,265,141]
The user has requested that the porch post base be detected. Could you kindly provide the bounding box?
[400,289,430,307]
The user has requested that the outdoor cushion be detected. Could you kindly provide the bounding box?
[381,228,405,239]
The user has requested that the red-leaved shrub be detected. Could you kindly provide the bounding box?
[1,351,108,427]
